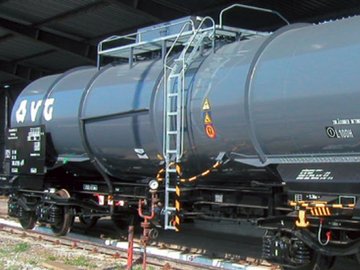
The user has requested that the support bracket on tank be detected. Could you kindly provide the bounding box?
[216,151,230,164]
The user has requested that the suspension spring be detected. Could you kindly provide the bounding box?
[293,240,311,265]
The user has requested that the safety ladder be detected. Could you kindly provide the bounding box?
[163,17,215,230]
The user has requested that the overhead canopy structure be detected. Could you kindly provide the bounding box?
[0,0,359,90]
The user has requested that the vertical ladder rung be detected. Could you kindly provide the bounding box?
[163,26,211,231]
[165,224,176,230]
[169,73,181,79]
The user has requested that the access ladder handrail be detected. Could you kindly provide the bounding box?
[162,20,196,230]
[162,16,216,231]
[163,16,216,160]
[178,16,216,64]
[173,16,215,161]
[162,19,195,159]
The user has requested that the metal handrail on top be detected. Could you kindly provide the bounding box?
[219,4,290,29]
[96,19,198,69]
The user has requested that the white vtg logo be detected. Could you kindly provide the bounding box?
[16,98,55,123]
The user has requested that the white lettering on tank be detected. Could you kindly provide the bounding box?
[16,100,27,123]
[43,98,55,121]
[30,100,42,122]
[15,98,55,123]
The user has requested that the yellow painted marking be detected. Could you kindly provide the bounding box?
[189,176,197,182]
[176,164,181,175]
[213,162,221,168]
[295,210,310,227]
[296,201,305,204]
[202,98,211,111]
[289,201,297,207]
[156,168,165,181]
[201,170,211,177]
[176,186,181,197]
[175,200,180,211]
[204,112,212,124]
[175,216,180,224]
[313,201,328,204]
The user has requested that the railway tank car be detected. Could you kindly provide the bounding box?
[3,4,360,269]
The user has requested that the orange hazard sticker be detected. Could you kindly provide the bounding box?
[205,124,216,139]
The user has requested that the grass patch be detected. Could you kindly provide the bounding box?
[132,266,156,270]
[5,266,18,270]
[47,255,57,262]
[0,242,30,256]
[0,247,11,255]
[64,255,97,268]
[27,259,38,266]
[13,242,30,253]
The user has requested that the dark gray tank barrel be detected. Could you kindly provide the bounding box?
[10,16,360,179]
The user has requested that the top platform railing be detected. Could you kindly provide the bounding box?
[96,4,288,68]
[97,17,199,67]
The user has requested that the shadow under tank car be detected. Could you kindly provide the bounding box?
[3,4,360,270]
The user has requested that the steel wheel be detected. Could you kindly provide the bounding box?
[50,189,74,236]
[18,208,37,230]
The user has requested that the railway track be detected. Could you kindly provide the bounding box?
[1,198,358,270]
[0,197,276,269]
[0,219,235,270]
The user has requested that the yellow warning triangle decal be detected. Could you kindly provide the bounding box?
[204,112,212,124]
[202,98,211,111]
